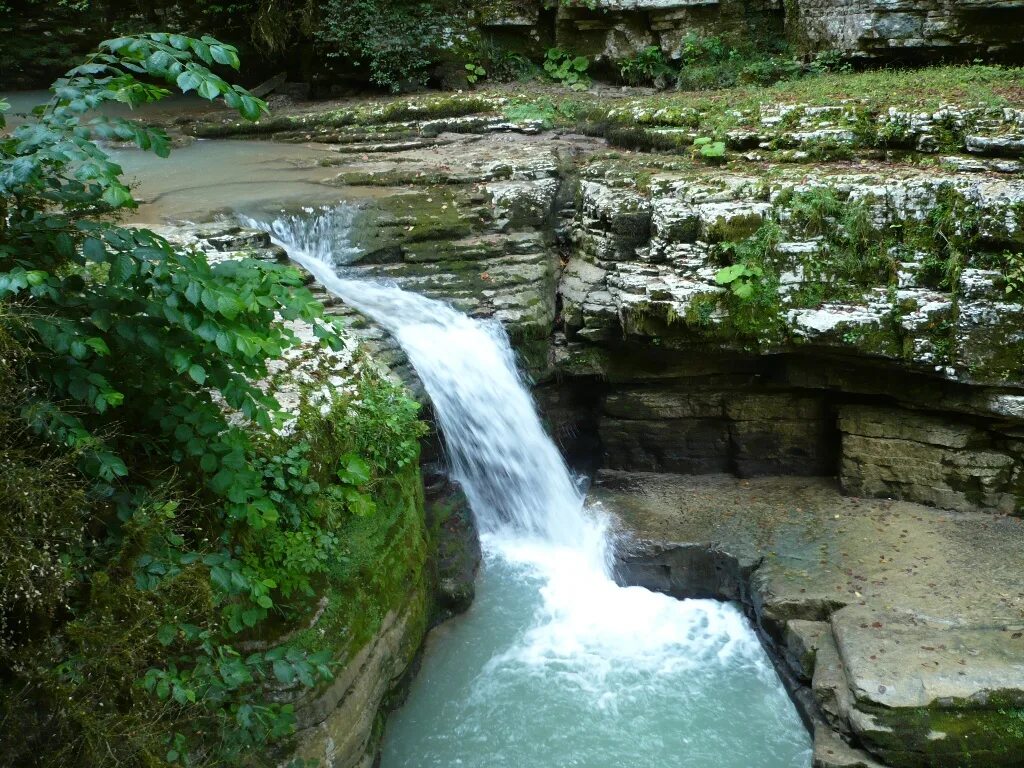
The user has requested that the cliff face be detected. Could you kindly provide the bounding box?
[5,1,1023,91]
[785,0,1024,59]
[559,155,1024,515]
[194,86,1024,517]
[481,0,1024,63]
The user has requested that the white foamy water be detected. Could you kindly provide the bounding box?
[247,205,811,767]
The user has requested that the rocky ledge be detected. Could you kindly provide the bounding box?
[183,87,1024,518]
[596,471,1024,768]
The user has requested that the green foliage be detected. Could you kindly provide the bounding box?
[502,96,585,129]
[1000,252,1024,298]
[692,136,727,163]
[465,62,486,85]
[619,46,675,87]
[715,263,763,299]
[783,187,896,302]
[906,184,980,291]
[544,48,590,91]
[809,50,852,75]
[477,44,539,83]
[679,34,730,66]
[0,33,423,768]
[673,33,819,92]
[712,222,785,343]
[317,0,468,91]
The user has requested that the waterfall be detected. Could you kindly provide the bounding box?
[248,206,610,566]
[245,205,811,768]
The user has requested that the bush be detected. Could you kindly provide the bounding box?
[317,0,470,91]
[543,47,591,91]
[672,33,814,91]
[619,45,676,87]
[0,32,424,767]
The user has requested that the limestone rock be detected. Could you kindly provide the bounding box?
[787,0,1024,59]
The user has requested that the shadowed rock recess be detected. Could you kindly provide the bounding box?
[180,83,1024,767]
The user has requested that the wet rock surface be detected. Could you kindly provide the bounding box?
[176,91,1024,516]
[595,471,1024,767]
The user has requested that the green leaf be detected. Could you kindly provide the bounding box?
[346,490,376,517]
[110,252,135,283]
[272,660,295,685]
[238,95,263,122]
[732,282,755,299]
[210,45,239,69]
[85,337,110,356]
[337,453,371,485]
[190,39,213,64]
[83,237,106,262]
[197,78,221,101]
[210,566,231,592]
[175,70,202,93]
[187,364,207,385]
[216,293,245,319]
[157,624,177,646]
[715,264,747,284]
[101,183,134,209]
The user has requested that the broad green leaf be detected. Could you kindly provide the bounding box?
[101,183,134,208]
[83,237,106,262]
[337,453,371,485]
[272,660,295,684]
[197,78,221,101]
[157,624,177,646]
[175,70,202,93]
[715,264,747,284]
[733,282,755,299]
[110,252,135,283]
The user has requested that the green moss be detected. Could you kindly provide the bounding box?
[801,136,855,162]
[605,126,693,154]
[289,461,429,664]
[857,694,1024,767]
[193,94,499,139]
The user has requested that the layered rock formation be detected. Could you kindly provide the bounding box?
[479,0,1024,62]
[786,0,1024,59]
[190,90,1024,518]
[557,157,1024,515]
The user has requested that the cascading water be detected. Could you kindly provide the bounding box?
[247,205,811,768]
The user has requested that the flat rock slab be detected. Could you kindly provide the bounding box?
[592,472,1024,767]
